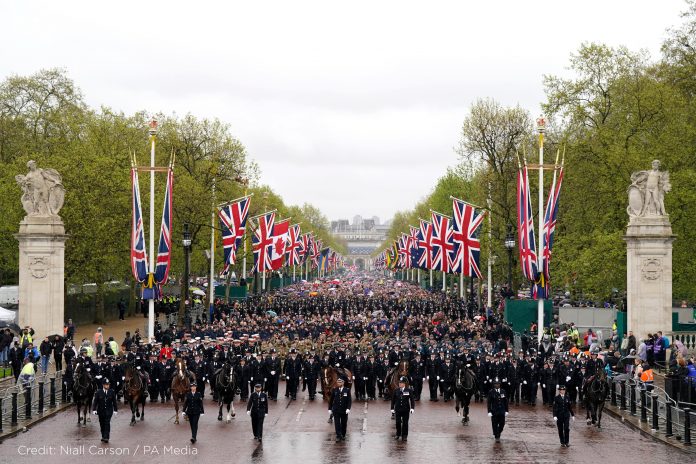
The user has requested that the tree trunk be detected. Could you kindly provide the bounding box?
[94,280,106,324]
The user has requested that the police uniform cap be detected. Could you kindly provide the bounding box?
[254,383,262,388]
[336,377,345,383]
[103,378,110,384]
[399,376,407,383]
[558,385,566,390]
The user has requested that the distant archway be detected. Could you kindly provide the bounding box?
[354,258,365,270]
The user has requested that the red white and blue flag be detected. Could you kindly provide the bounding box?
[300,233,312,265]
[430,211,453,273]
[130,168,149,283]
[154,167,174,284]
[418,219,434,270]
[517,166,539,285]
[311,237,322,269]
[540,166,565,295]
[286,223,303,266]
[450,197,486,278]
[252,212,275,273]
[270,219,290,271]
[218,196,251,276]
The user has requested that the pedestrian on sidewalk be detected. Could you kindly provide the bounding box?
[118,297,126,321]
[39,336,52,374]
[52,335,64,372]
[552,384,575,447]
[247,383,268,441]
[94,328,104,358]
[391,376,415,441]
[92,378,118,443]
[183,383,204,443]
[487,378,508,443]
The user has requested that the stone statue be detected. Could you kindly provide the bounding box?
[627,159,671,218]
[15,160,65,217]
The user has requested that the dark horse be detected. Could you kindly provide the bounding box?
[214,360,237,423]
[123,363,147,426]
[321,366,353,423]
[72,363,95,427]
[453,363,477,425]
[171,357,195,425]
[583,369,609,428]
[384,360,410,400]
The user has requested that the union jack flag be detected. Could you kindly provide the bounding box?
[418,219,434,270]
[540,166,565,295]
[154,167,174,284]
[130,168,149,282]
[450,198,486,278]
[310,237,322,269]
[252,212,275,273]
[431,211,453,273]
[300,233,311,265]
[409,226,421,268]
[285,224,303,266]
[517,166,538,283]
[218,196,250,276]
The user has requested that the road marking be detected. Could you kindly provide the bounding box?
[295,398,307,422]
[362,401,368,432]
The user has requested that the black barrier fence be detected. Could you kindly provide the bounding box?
[1,370,65,431]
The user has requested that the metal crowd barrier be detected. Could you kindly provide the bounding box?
[0,370,65,433]
[610,375,694,446]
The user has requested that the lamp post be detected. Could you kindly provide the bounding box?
[504,225,515,296]
[180,223,192,329]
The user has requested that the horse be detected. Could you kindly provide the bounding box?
[72,363,95,427]
[171,357,195,425]
[123,363,147,426]
[214,361,237,423]
[453,363,477,425]
[384,360,410,400]
[583,369,609,428]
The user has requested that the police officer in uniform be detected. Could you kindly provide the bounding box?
[329,377,351,441]
[553,384,575,447]
[487,379,509,442]
[390,376,415,441]
[182,383,204,443]
[91,378,118,443]
[246,383,268,440]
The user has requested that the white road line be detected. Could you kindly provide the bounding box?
[362,401,368,432]
[295,398,307,422]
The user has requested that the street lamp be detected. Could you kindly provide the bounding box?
[504,225,515,298]
[179,223,192,329]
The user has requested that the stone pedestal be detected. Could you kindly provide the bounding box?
[15,216,67,338]
[624,216,675,339]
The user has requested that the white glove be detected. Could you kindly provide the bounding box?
[182,412,186,416]
[136,366,141,370]
[271,371,275,375]
[156,379,159,382]
[410,409,414,414]
[436,376,440,380]
[201,413,204,416]
[572,416,575,422]
[122,376,125,380]
[566,376,571,382]
[422,378,426,382]
[503,378,507,383]
[113,412,117,416]
[391,410,395,414]
[505,412,508,417]
[426,376,429,380]
[92,411,97,415]
[265,413,268,416]
[328,410,332,414]
[363,377,367,380]
[352,376,355,380]
[487,412,492,417]
[523,380,527,385]
[264,378,267,381]
[335,363,340,367]
[87,368,91,372]
[247,410,251,415]
[553,417,557,421]
[542,384,546,388]
[345,409,350,414]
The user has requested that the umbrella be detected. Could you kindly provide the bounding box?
[266,310,277,317]
[192,289,206,296]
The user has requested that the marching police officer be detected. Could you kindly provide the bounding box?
[390,376,415,441]
[553,384,575,447]
[329,377,351,442]
[487,379,509,443]
[182,383,204,443]
[247,383,269,441]
[91,378,118,443]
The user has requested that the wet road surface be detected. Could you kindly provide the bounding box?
[1,391,691,464]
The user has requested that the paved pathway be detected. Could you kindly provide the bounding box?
[1,390,691,464]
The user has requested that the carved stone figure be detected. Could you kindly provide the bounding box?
[627,160,671,218]
[15,160,65,217]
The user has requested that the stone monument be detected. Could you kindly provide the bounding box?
[14,160,67,338]
[624,159,674,338]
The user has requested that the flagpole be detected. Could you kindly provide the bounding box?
[487,183,493,312]
[242,235,247,281]
[430,269,433,288]
[442,271,446,292]
[537,116,545,344]
[147,119,156,341]
[460,272,464,298]
[209,178,216,318]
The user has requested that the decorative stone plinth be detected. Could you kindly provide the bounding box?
[15,216,67,338]
[624,216,674,339]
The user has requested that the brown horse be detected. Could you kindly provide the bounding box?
[320,366,353,401]
[171,357,194,425]
[385,360,410,400]
[124,363,147,426]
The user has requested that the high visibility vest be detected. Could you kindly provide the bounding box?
[20,334,32,346]
[94,332,103,345]
[20,362,35,376]
[641,369,654,382]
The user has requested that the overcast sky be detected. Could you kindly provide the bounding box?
[1,1,686,223]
